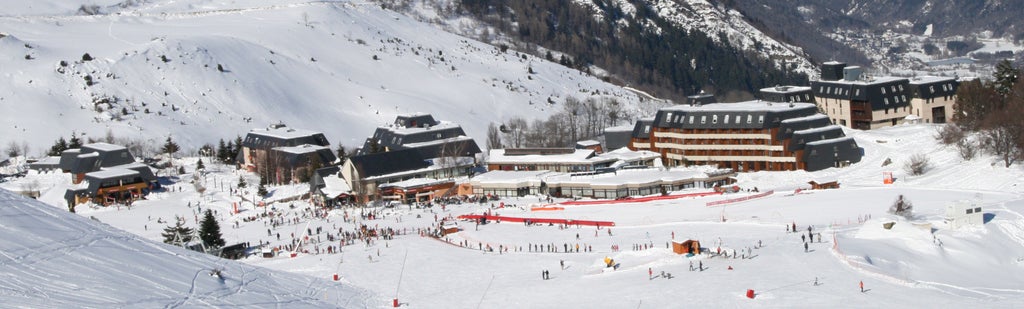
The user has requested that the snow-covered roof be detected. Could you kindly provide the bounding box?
[908,76,956,85]
[273,144,330,155]
[759,86,812,94]
[603,125,634,133]
[248,126,322,140]
[386,121,461,135]
[806,136,854,146]
[819,76,906,86]
[77,152,100,159]
[402,135,475,149]
[598,148,660,162]
[794,125,842,135]
[362,156,475,182]
[471,170,560,184]
[86,168,139,179]
[781,113,829,124]
[83,142,126,152]
[662,100,816,113]
[320,174,351,198]
[379,178,451,189]
[488,149,596,165]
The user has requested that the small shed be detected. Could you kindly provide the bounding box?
[808,177,840,190]
[672,239,701,255]
[442,222,460,235]
[945,201,983,229]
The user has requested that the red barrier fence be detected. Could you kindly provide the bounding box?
[457,214,615,227]
[705,190,774,207]
[559,191,722,206]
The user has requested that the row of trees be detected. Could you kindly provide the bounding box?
[946,60,1024,167]
[487,96,626,149]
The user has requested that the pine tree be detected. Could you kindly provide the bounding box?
[198,209,225,249]
[196,158,205,170]
[47,137,69,156]
[257,183,268,197]
[161,221,194,245]
[237,175,247,188]
[68,132,83,149]
[162,136,180,156]
[994,59,1020,97]
[216,139,228,163]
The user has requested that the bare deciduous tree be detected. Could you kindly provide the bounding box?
[904,153,930,176]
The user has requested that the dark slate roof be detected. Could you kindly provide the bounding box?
[652,101,819,130]
[59,143,137,174]
[241,125,330,149]
[759,86,815,103]
[274,146,338,168]
[811,77,912,111]
[907,77,958,100]
[631,119,654,139]
[686,93,716,106]
[393,113,439,128]
[357,114,481,157]
[349,148,431,179]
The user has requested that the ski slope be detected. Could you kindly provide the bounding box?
[0,189,374,308]
[2,123,1019,307]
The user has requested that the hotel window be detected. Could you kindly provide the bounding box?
[899,84,904,91]
[689,116,694,124]
[665,112,673,123]
[881,87,886,94]
[735,115,742,124]
[724,115,730,124]
[746,115,752,124]
[902,95,907,103]
[891,85,897,92]
[712,115,718,124]
[758,115,764,124]
[701,116,706,124]
[644,125,650,133]
[884,98,889,105]
[929,86,935,93]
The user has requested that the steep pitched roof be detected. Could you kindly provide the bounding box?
[348,148,430,179]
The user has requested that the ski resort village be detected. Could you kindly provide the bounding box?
[2,0,1024,308]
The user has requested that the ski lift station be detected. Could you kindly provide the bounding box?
[945,201,983,229]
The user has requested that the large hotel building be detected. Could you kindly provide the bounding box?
[629,99,863,172]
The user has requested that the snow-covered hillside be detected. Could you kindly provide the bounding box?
[570,0,817,77]
[0,188,374,307]
[0,0,651,155]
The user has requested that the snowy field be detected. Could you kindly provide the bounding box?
[5,123,1024,307]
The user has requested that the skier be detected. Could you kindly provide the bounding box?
[860,280,864,292]
[804,241,809,252]
[648,268,653,279]
[560,260,565,270]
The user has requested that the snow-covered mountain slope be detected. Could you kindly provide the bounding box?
[0,188,374,307]
[0,0,651,154]
[570,0,817,77]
